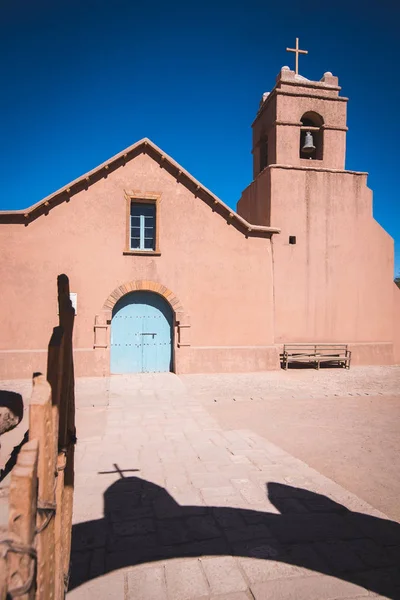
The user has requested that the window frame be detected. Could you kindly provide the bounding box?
[124,192,161,256]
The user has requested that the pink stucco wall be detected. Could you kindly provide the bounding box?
[237,169,271,227]
[393,285,400,365]
[269,166,395,350]
[0,151,278,378]
[238,161,399,365]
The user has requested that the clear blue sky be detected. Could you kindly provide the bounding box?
[1,0,399,275]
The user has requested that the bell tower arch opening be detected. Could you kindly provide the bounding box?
[239,65,348,225]
[300,112,324,160]
[250,67,347,173]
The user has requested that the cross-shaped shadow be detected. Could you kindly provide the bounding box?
[69,475,400,597]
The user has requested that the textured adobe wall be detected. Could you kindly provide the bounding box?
[237,169,271,226]
[393,285,400,365]
[270,167,395,347]
[0,152,276,377]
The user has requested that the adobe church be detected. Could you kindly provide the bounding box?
[1,60,399,378]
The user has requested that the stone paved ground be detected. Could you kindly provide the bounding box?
[65,371,400,600]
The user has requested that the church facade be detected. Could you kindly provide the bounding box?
[1,66,399,378]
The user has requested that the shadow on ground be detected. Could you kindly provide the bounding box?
[0,389,26,481]
[0,390,23,424]
[70,477,400,598]
[0,430,29,482]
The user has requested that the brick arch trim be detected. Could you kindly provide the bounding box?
[103,280,185,316]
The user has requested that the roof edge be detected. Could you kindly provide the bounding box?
[0,137,280,236]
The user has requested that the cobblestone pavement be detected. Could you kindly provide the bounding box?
[67,373,400,600]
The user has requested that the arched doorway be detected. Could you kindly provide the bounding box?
[110,291,173,374]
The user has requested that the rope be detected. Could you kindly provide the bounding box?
[57,452,67,472]
[58,430,77,472]
[0,538,37,597]
[35,499,57,534]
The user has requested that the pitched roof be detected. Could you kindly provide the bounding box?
[0,138,280,236]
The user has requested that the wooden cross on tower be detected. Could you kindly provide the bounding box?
[286,37,308,75]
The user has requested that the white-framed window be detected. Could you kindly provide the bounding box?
[130,202,156,251]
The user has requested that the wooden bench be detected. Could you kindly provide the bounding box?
[281,344,351,370]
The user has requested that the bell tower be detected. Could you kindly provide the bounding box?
[252,65,348,177]
[237,46,397,361]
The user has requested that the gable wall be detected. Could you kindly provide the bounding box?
[0,152,278,377]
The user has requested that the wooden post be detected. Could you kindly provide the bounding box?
[6,439,39,600]
[55,274,76,595]
[57,274,73,450]
[47,326,65,599]
[53,453,65,599]
[29,375,56,599]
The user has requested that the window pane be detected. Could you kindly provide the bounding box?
[141,204,155,217]
[131,238,141,249]
[144,227,154,237]
[131,202,155,216]
[131,226,141,238]
[130,204,142,217]
[144,238,154,250]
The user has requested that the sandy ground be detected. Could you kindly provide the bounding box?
[204,394,400,521]
[182,367,400,522]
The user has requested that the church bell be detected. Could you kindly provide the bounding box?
[302,130,316,154]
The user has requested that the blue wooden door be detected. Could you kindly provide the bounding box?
[110,291,173,374]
